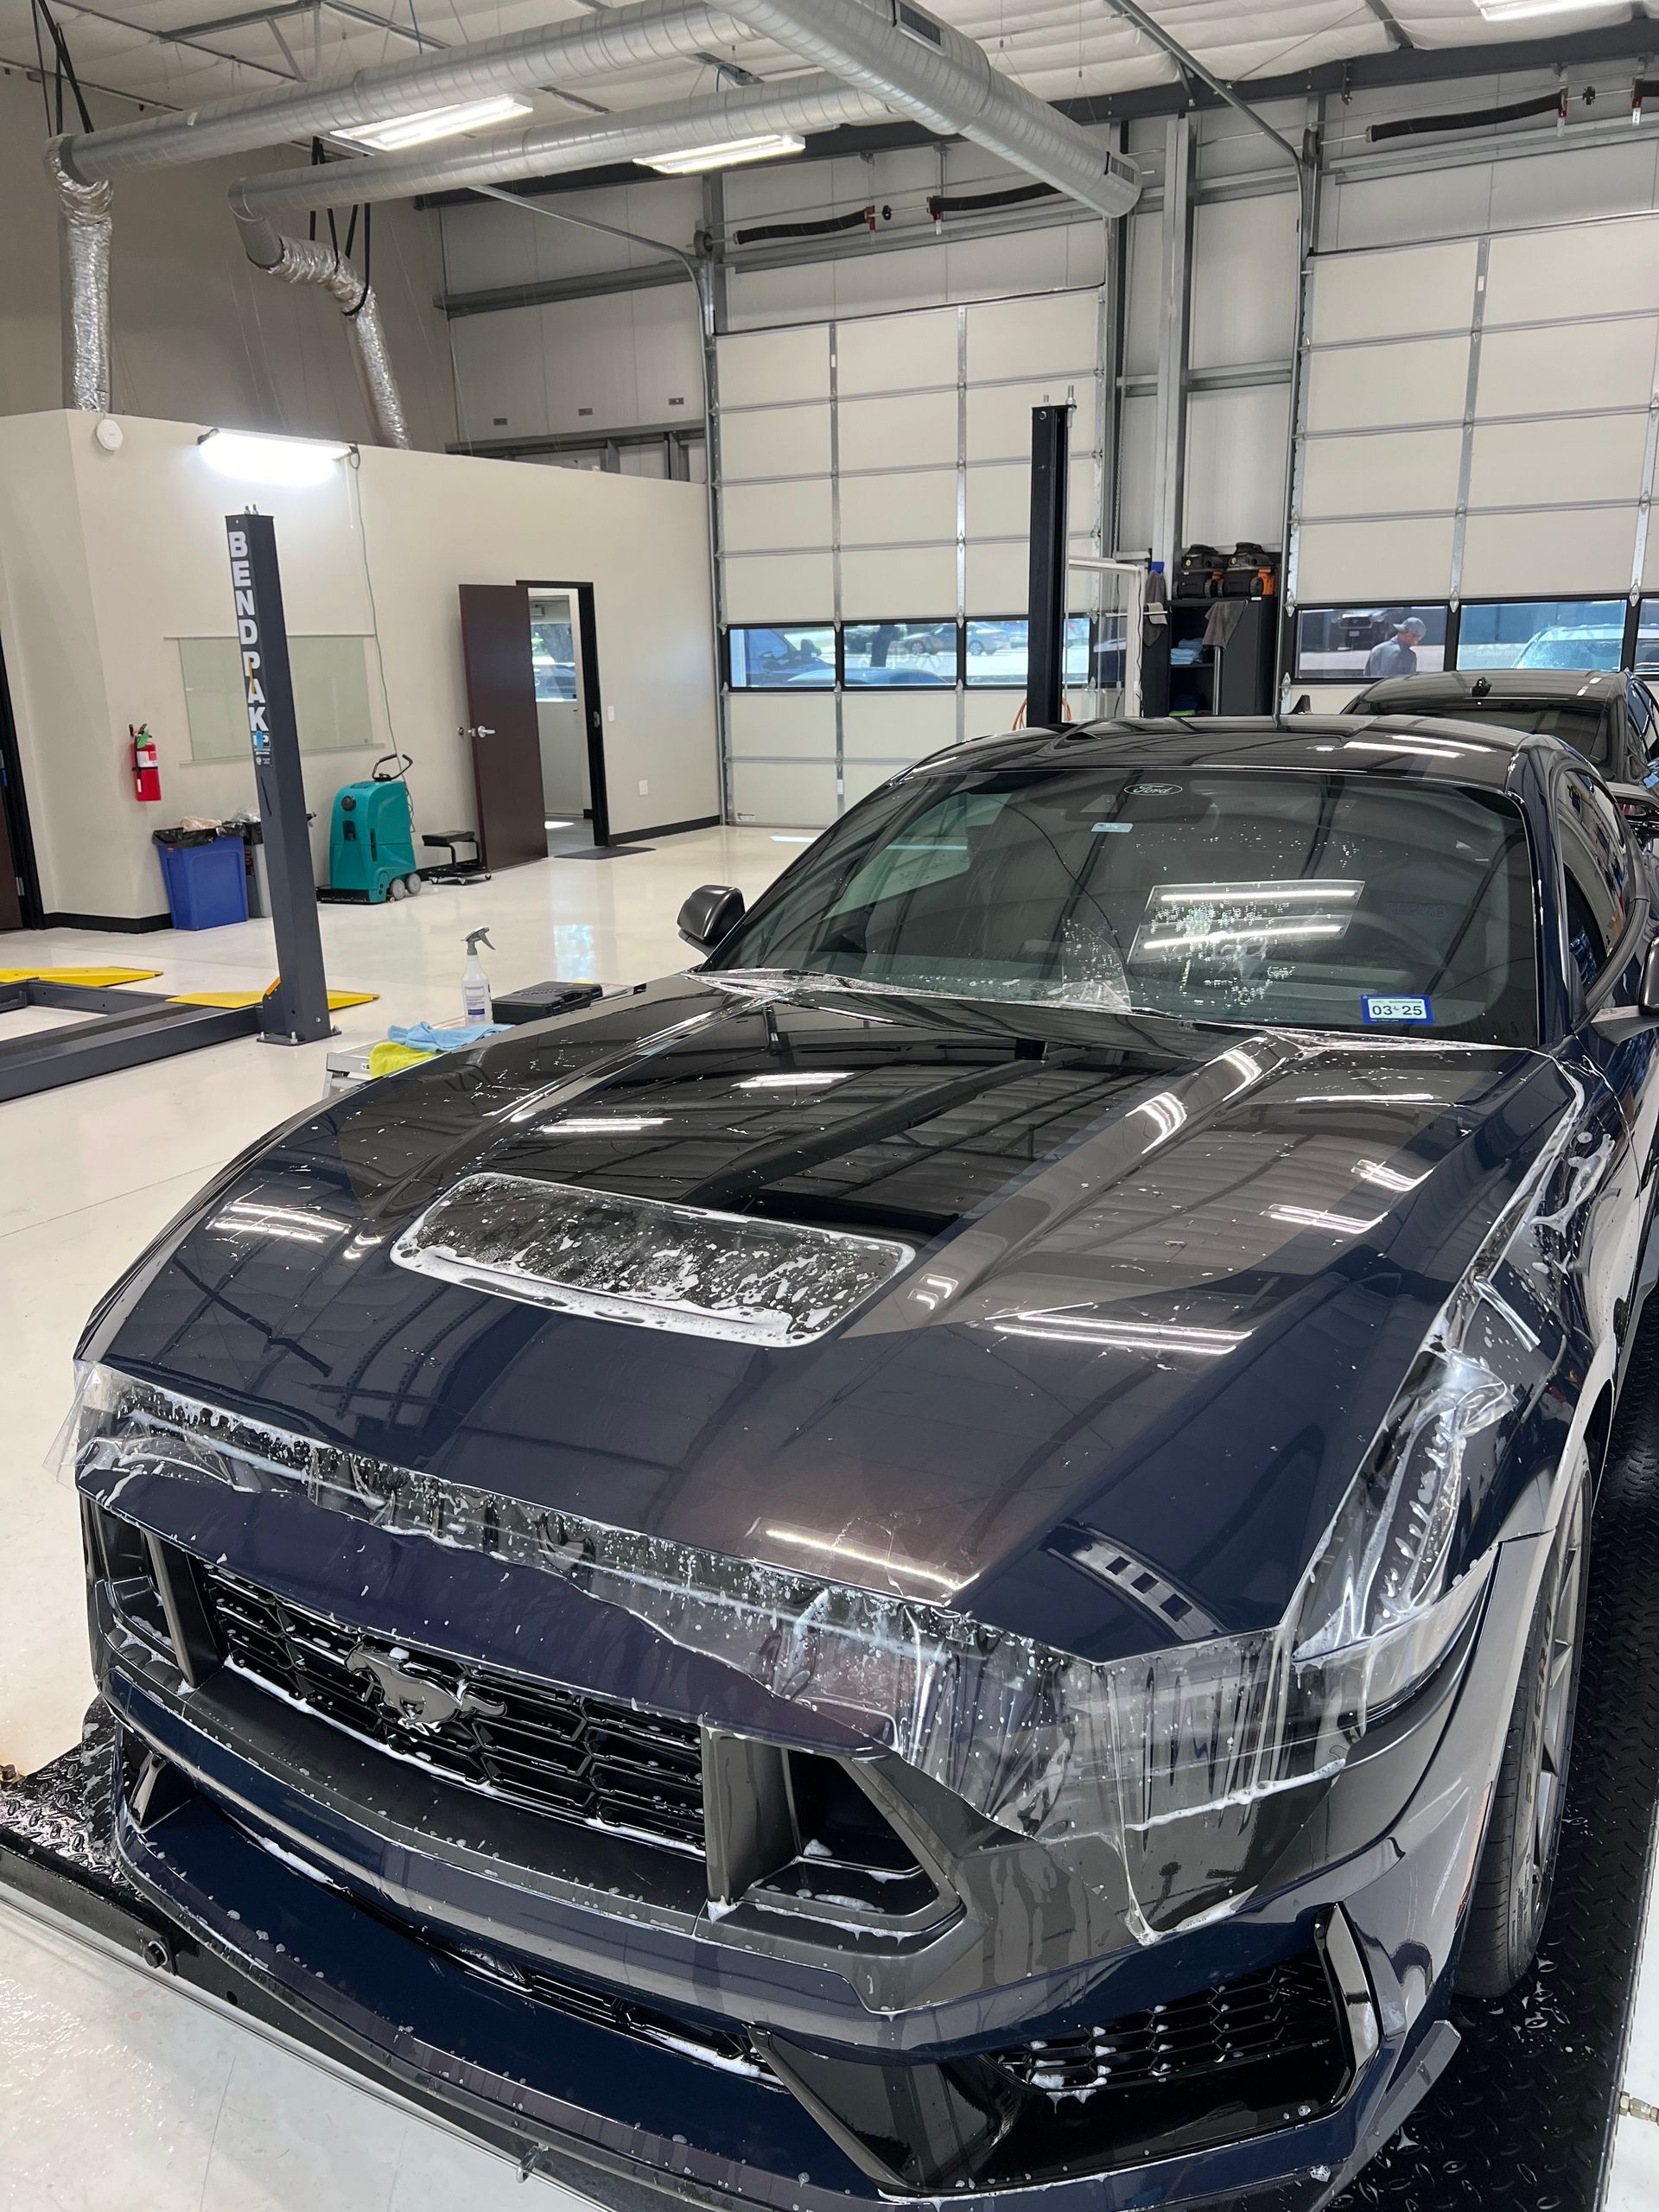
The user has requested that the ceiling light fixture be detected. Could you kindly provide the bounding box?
[1471,0,1605,21]
[329,94,533,152]
[197,429,351,486]
[640,130,805,175]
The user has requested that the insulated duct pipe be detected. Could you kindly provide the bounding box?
[229,76,888,238]
[45,139,112,411]
[245,232,410,447]
[720,0,1138,219]
[49,0,741,180]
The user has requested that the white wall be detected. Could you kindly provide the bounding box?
[0,411,719,921]
[0,68,455,452]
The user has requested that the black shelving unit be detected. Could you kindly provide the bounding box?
[1141,595,1279,717]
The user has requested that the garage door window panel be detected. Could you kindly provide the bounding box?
[728,626,836,690]
[1455,600,1627,672]
[843,623,958,688]
[1294,606,1449,684]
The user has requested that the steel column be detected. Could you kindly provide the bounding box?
[1027,403,1071,730]
[1151,113,1194,579]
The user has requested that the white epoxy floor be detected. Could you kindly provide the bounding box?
[2,821,1657,2206]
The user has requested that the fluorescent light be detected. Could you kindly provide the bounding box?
[198,429,350,486]
[539,1116,667,1135]
[1354,1158,1430,1193]
[1270,1205,1388,1236]
[993,1314,1250,1357]
[1140,919,1348,953]
[330,95,532,152]
[640,130,805,176]
[736,1071,852,1090]
[1472,0,1604,20]
[761,1526,963,1594]
[1152,880,1361,906]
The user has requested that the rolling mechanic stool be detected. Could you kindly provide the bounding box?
[419,831,490,887]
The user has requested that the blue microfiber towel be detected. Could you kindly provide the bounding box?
[388,1020,512,1050]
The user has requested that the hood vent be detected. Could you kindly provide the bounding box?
[392,1173,913,1346]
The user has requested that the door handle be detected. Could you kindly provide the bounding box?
[458,724,497,739]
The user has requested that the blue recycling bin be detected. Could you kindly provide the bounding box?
[154,830,250,930]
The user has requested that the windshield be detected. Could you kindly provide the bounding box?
[712,765,1540,1045]
[1365,696,1610,760]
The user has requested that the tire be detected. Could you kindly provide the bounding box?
[1456,1463,1590,1999]
[403,874,423,897]
[387,878,409,901]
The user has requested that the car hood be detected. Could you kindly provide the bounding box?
[89,974,1573,1669]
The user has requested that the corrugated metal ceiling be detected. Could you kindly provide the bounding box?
[0,0,1642,138]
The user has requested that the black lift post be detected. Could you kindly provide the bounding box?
[0,513,336,1103]
[1026,402,1071,729]
[226,512,333,1046]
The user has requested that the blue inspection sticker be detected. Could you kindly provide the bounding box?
[1363,994,1433,1026]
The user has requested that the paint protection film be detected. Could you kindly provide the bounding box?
[63,1073,1581,1939]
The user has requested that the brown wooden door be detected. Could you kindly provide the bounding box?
[459,584,546,870]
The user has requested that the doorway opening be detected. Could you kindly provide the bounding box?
[519,578,642,860]
[0,630,41,932]
[526,587,594,858]
[456,580,639,866]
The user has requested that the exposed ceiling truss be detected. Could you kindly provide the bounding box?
[3,1,1645,124]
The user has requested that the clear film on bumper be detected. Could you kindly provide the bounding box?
[63,1087,1579,1936]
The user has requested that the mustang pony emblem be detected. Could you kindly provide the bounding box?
[345,1644,505,1732]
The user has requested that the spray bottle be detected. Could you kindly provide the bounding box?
[461,928,495,1024]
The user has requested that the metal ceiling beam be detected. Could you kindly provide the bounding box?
[1359,0,1411,52]
[1096,0,1305,181]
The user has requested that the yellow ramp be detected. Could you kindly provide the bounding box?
[0,964,163,982]
[167,983,379,1011]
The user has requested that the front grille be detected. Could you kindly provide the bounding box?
[197,1565,706,1855]
[442,1936,774,2081]
[996,1950,1342,2101]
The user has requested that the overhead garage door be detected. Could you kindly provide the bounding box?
[1294,213,1659,614]
[716,289,1107,828]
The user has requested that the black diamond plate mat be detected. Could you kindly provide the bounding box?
[1328,1305,1659,2211]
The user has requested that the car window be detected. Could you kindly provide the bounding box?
[714,765,1541,1046]
[1556,768,1631,988]
[1631,680,1659,762]
[1363,696,1611,762]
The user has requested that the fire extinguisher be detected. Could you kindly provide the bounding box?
[130,722,161,804]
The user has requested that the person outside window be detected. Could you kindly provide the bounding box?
[1364,613,1427,679]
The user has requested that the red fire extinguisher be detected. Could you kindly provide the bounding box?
[130,722,161,804]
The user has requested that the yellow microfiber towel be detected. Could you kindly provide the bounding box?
[368,1040,439,1077]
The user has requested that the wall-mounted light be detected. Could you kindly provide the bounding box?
[640,131,806,176]
[329,94,532,152]
[197,429,353,486]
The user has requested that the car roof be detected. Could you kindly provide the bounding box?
[1353,669,1627,704]
[926,714,1557,791]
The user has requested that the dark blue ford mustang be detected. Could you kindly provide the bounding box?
[67,717,1659,2209]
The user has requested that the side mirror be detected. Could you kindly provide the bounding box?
[1607,782,1659,841]
[1642,940,1659,1019]
[677,884,746,952]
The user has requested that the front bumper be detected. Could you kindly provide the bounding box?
[85,1520,1548,2212]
